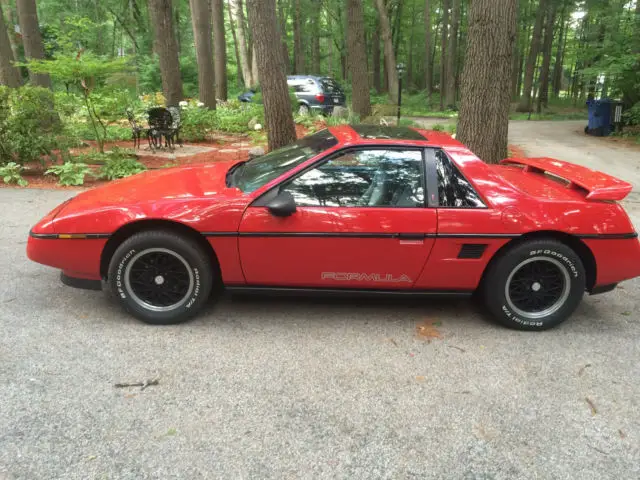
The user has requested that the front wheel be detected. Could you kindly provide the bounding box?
[483,240,586,331]
[107,230,214,325]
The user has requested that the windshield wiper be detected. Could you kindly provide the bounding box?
[225,161,247,187]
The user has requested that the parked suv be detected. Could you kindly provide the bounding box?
[238,75,347,115]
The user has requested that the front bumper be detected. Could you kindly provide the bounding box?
[27,232,106,281]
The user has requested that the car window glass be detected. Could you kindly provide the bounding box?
[232,130,338,193]
[282,149,424,208]
[320,78,343,94]
[294,83,318,93]
[434,149,485,208]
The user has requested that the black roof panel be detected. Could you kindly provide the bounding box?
[351,125,427,141]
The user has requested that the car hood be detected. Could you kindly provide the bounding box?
[70,161,242,209]
[33,160,251,235]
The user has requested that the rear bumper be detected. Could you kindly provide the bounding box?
[584,237,640,287]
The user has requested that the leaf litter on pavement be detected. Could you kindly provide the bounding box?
[415,320,443,342]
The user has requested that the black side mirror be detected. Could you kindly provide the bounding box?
[266,192,297,217]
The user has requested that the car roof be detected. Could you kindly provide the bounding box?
[327,125,463,148]
[287,75,334,82]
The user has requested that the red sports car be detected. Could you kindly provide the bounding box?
[28,125,640,330]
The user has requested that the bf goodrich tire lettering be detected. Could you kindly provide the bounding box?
[484,239,586,331]
[107,230,215,325]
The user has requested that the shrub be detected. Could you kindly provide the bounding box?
[624,102,640,126]
[216,103,264,133]
[0,162,28,186]
[0,86,62,166]
[181,107,218,141]
[46,162,92,186]
[100,157,146,180]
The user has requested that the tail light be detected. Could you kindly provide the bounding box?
[315,94,325,103]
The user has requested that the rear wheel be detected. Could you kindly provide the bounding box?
[483,240,585,330]
[298,104,310,116]
[107,230,214,325]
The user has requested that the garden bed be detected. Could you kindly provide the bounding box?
[2,124,315,190]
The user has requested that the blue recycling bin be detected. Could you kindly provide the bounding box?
[586,98,619,136]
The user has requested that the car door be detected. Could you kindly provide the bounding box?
[238,147,437,288]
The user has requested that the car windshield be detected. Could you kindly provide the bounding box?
[228,129,338,193]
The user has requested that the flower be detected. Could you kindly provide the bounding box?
[254,123,262,131]
[179,100,188,107]
[197,102,204,107]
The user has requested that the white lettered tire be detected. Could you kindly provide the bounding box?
[483,239,586,330]
[107,230,213,325]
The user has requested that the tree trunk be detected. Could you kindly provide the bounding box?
[16,0,51,88]
[424,0,433,95]
[278,0,290,74]
[292,0,303,73]
[516,0,546,112]
[458,0,517,164]
[250,43,259,85]
[439,0,450,110]
[230,0,254,88]
[444,0,460,107]
[0,3,21,87]
[374,0,398,103]
[372,21,381,92]
[311,6,321,73]
[552,8,568,98]
[510,0,523,98]
[392,0,403,60]
[189,0,216,109]
[407,1,417,88]
[148,0,183,106]
[536,1,556,112]
[227,0,243,87]
[211,0,227,100]
[2,0,20,61]
[246,0,296,150]
[174,3,181,55]
[347,0,370,118]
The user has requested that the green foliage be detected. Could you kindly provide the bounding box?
[45,162,92,186]
[138,55,199,98]
[181,107,218,141]
[431,123,445,131]
[22,53,134,153]
[73,147,136,165]
[0,162,28,186]
[623,103,640,126]
[0,86,62,166]
[99,157,146,180]
[216,103,264,133]
[294,114,317,128]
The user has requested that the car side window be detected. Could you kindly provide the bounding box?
[435,149,485,208]
[293,83,318,94]
[281,149,425,208]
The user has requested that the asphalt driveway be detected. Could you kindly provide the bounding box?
[1,122,640,479]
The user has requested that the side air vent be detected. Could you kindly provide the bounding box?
[458,244,487,259]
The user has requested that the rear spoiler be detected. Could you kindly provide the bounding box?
[501,157,633,201]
